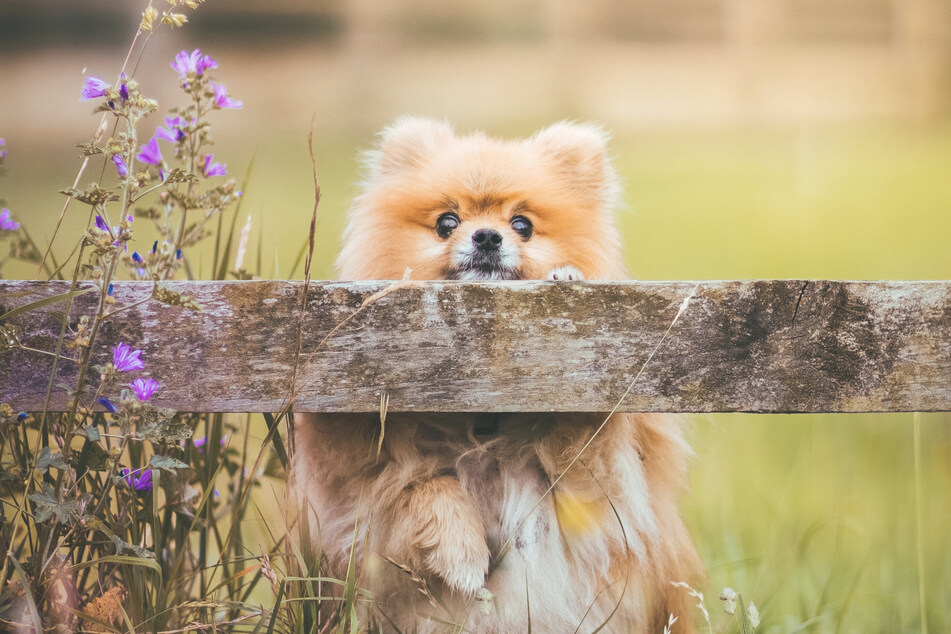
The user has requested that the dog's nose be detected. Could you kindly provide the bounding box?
[472,229,502,251]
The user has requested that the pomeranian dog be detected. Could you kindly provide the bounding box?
[291,118,702,633]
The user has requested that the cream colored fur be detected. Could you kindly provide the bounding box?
[291,118,702,632]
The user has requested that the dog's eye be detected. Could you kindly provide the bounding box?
[435,212,460,238]
[510,215,533,239]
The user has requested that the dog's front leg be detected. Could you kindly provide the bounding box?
[384,475,490,597]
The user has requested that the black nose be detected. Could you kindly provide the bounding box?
[472,229,503,251]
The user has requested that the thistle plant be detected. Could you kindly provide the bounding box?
[73,48,243,286]
[131,47,244,281]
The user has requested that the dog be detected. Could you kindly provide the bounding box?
[291,118,702,632]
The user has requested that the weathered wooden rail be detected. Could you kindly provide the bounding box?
[1,280,949,413]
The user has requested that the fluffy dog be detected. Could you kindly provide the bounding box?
[291,118,702,632]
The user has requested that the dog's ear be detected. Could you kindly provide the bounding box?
[372,117,455,176]
[531,121,612,192]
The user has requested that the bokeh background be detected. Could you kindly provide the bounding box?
[2,0,950,630]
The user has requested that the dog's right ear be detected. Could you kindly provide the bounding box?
[372,117,455,176]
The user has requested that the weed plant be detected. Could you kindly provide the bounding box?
[0,3,298,631]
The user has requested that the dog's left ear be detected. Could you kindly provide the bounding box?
[374,117,455,177]
[531,121,613,192]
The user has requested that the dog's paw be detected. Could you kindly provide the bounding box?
[424,515,490,596]
[547,266,584,281]
[403,476,490,597]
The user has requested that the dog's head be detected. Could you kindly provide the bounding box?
[336,117,627,281]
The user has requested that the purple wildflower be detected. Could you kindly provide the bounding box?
[176,249,183,260]
[81,76,110,101]
[17,412,27,421]
[151,240,158,254]
[203,154,227,177]
[0,208,19,231]
[132,251,144,263]
[98,397,118,413]
[119,82,129,103]
[155,116,188,143]
[130,377,160,402]
[94,214,109,232]
[108,283,114,296]
[120,468,153,493]
[136,267,147,278]
[192,435,226,453]
[171,48,218,79]
[0,138,6,159]
[211,81,242,109]
[112,342,145,372]
[136,137,163,166]
[112,154,128,178]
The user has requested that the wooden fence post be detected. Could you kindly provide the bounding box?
[2,280,950,414]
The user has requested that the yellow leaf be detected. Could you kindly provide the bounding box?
[554,491,602,536]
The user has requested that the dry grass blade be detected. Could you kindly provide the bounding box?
[156,610,266,633]
[381,555,443,612]
[305,113,321,282]
[201,118,325,598]
[670,581,712,633]
[214,152,257,281]
[570,460,630,634]
[377,392,389,459]
[490,283,701,572]
[286,276,421,411]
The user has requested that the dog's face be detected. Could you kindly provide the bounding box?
[336,118,628,281]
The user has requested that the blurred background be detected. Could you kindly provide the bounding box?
[1,0,950,630]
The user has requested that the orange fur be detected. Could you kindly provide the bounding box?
[292,118,703,632]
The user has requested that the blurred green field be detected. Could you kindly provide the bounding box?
[3,60,951,633]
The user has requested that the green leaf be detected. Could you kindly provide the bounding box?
[29,484,84,525]
[76,423,101,442]
[56,382,77,397]
[0,285,96,321]
[148,454,188,472]
[110,534,156,559]
[77,440,112,471]
[35,446,69,474]
[134,407,191,443]
[69,554,163,581]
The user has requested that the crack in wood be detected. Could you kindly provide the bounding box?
[791,280,809,327]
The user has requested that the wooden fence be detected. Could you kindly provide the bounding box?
[1,279,949,414]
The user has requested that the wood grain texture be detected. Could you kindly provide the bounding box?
[1,280,949,413]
